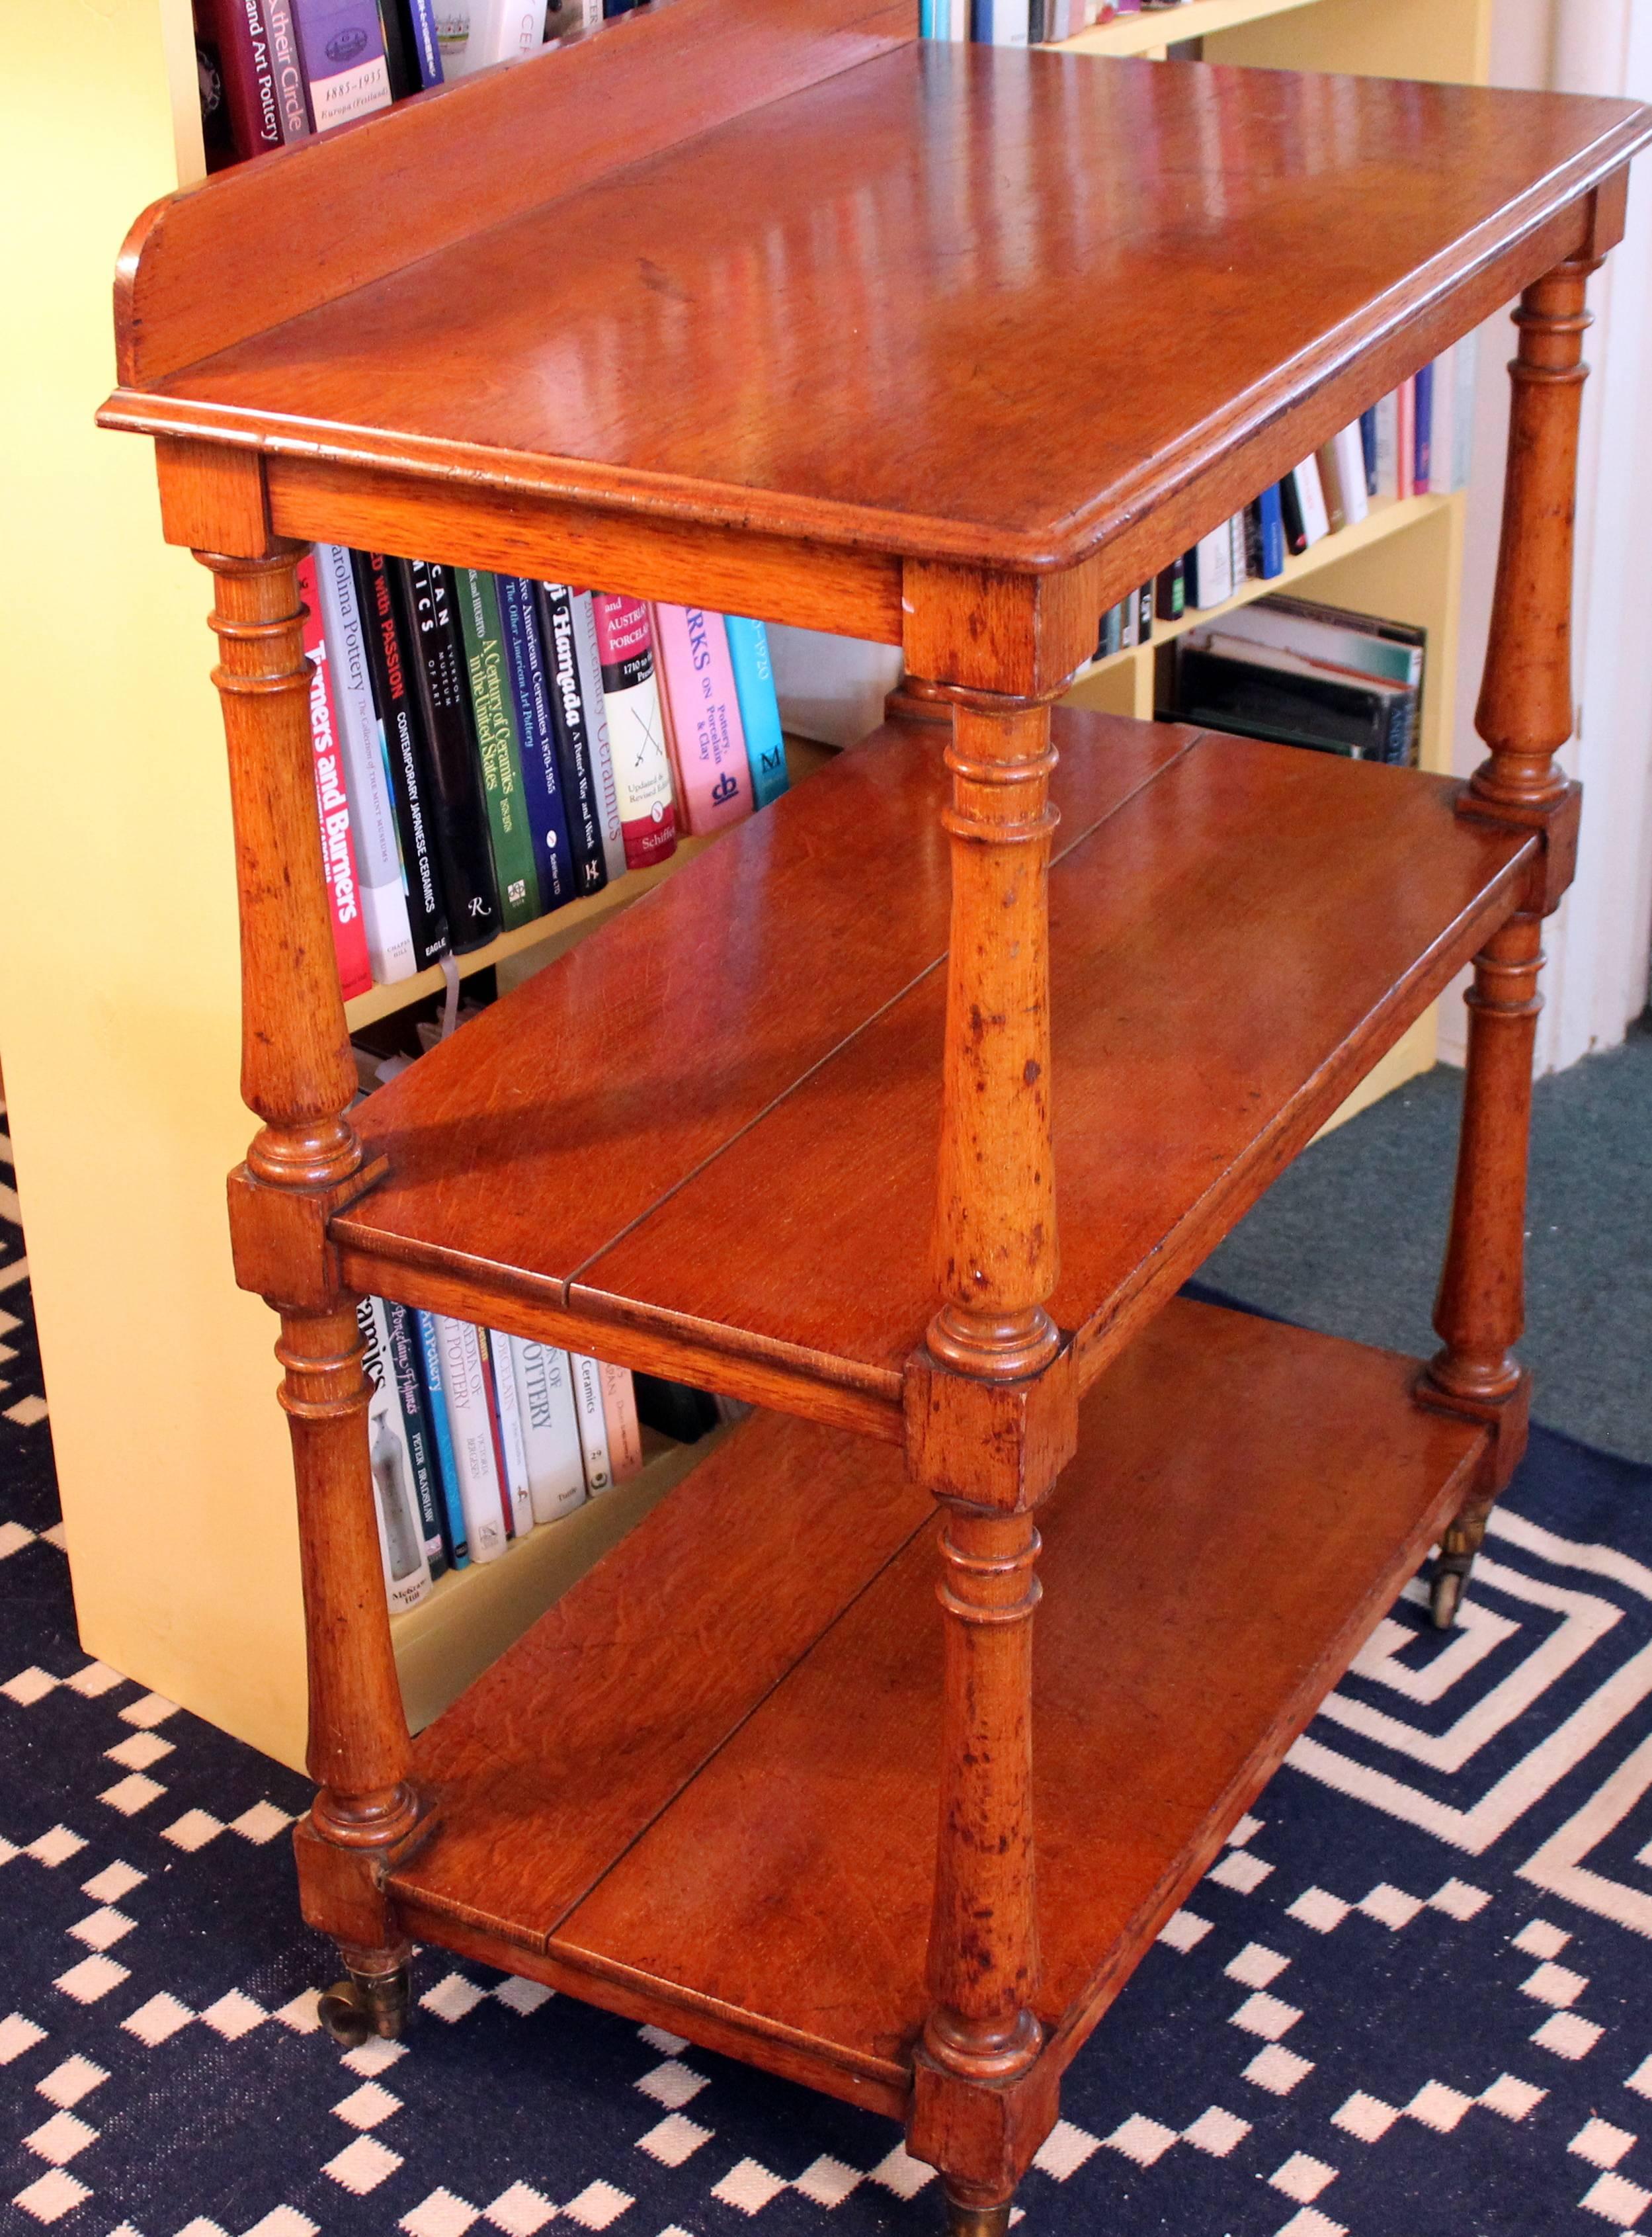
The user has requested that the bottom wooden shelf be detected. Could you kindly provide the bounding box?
[390,1298,1485,2117]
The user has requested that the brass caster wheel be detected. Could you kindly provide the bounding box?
[944,2195,1012,2237]
[1430,1565,1467,1631]
[318,1963,411,2048]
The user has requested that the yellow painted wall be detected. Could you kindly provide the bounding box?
[0,1,310,1769]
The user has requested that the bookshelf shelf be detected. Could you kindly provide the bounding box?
[1050,0,1316,60]
[92,2,1647,2220]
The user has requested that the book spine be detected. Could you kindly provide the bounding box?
[1278,472,1307,556]
[290,0,393,128]
[651,605,753,834]
[569,592,627,880]
[262,0,314,136]
[723,616,790,810]
[1257,485,1286,576]
[457,570,540,929]
[1332,423,1370,527]
[357,1297,432,1611]
[384,1300,446,1574]
[1136,581,1153,644]
[296,553,372,999]
[571,1352,614,1492]
[406,0,446,81]
[474,1327,518,1540]
[434,1315,509,1562]
[497,576,575,910]
[1227,511,1249,589]
[1313,441,1347,534]
[315,544,417,984]
[1119,592,1138,652]
[398,559,501,952]
[1413,362,1433,493]
[489,1330,536,1535]
[591,595,677,868]
[1374,391,1400,500]
[1292,457,1331,546]
[1187,527,1232,611]
[1358,405,1379,496]
[1452,333,1477,493]
[599,1361,643,1482]
[378,0,418,97]
[467,0,548,61]
[200,0,284,160]
[352,550,450,967]
[535,583,609,896]
[1395,380,1416,501]
[509,1337,587,1522]
[413,1309,468,1566]
[1155,558,1184,621]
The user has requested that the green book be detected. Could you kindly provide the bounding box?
[457,568,540,931]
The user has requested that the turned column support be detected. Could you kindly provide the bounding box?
[197,540,419,2006]
[1421,251,1601,1626]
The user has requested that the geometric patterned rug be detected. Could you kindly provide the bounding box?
[3,1136,1652,2236]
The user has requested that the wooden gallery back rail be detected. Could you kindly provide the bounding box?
[99,7,1652,2229]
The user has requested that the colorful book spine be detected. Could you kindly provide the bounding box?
[1185,526,1233,611]
[571,1353,614,1492]
[199,0,284,161]
[434,1314,509,1562]
[414,1308,468,1566]
[295,553,372,999]
[1358,405,1380,497]
[509,1337,586,1523]
[591,595,677,869]
[1373,391,1400,500]
[489,1330,536,1537]
[496,575,575,911]
[599,1361,643,1483]
[1331,423,1370,527]
[475,1327,516,1541]
[723,616,789,811]
[290,0,393,129]
[262,0,314,138]
[534,583,608,896]
[456,569,540,930]
[405,0,446,83]
[397,559,501,952]
[1256,484,1286,578]
[1290,456,1331,546]
[1395,381,1417,501]
[357,1297,432,1611]
[1278,472,1307,556]
[652,605,753,835]
[1155,558,1185,621]
[1413,362,1433,493]
[315,543,417,984]
[384,1300,447,1574]
[352,550,450,967]
[570,591,627,881]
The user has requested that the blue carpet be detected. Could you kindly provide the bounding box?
[5,1206,1652,2235]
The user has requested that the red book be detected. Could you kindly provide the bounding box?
[1395,380,1417,502]
[296,553,372,1000]
[194,0,283,164]
[591,595,678,870]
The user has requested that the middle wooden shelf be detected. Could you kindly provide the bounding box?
[333,706,1534,1432]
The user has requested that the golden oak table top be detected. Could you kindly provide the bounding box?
[103,32,1651,571]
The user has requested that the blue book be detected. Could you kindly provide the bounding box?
[724,616,790,812]
[414,1310,469,1568]
[921,0,936,30]
[497,575,575,911]
[407,0,443,85]
[385,1301,447,1577]
[1257,485,1286,579]
[1358,405,1379,496]
[1413,363,1433,493]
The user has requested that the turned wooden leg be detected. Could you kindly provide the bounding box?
[198,543,419,2000]
[1420,253,1600,1625]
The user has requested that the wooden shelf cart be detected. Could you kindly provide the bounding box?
[101,4,1649,2224]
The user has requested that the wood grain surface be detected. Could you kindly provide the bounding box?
[388,1300,1482,2096]
[102,42,1651,575]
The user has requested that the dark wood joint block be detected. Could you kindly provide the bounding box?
[1413,1363,1532,1507]
[904,1343,1078,1511]
[292,1798,435,1951]
[907,2043,1061,2202]
[227,1154,390,1309]
[1455,779,1581,917]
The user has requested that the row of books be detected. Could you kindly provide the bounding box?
[920,0,1190,45]
[1164,593,1426,766]
[1091,341,1472,669]
[302,548,790,998]
[193,0,637,167]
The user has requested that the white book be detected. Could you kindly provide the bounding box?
[464,0,549,66]
[1190,525,1233,609]
[948,0,969,35]
[1428,347,1460,493]
[1227,511,1250,589]
[989,0,1030,43]
[1292,456,1331,546]
[435,1317,508,1562]
[1450,333,1478,493]
[571,590,626,882]
[1332,423,1369,526]
[358,1297,431,1613]
[315,545,416,985]
[571,1353,614,1494]
[1372,392,1400,501]
[487,1330,534,1538]
[599,1362,643,1483]
[509,1337,586,1523]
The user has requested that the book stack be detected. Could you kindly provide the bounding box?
[300,548,790,1002]
[1161,592,1427,765]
